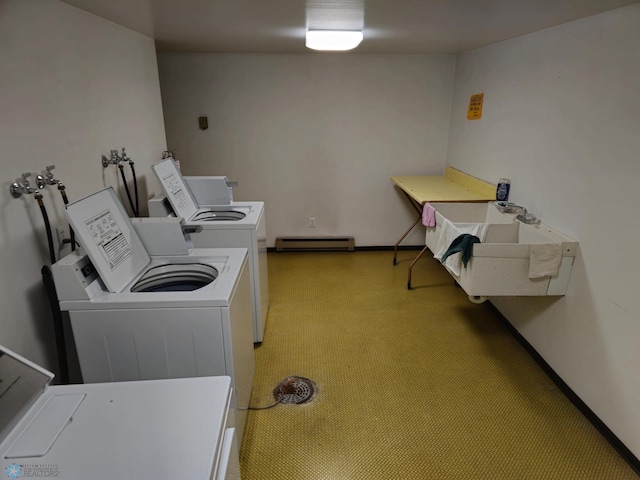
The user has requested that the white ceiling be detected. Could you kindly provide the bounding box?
[59,0,639,54]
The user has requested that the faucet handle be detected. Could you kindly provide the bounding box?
[19,173,35,194]
[516,208,539,225]
[44,165,59,184]
[120,147,131,163]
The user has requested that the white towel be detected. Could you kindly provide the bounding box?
[433,220,489,276]
[529,243,563,279]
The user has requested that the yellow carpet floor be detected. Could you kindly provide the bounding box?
[240,251,637,479]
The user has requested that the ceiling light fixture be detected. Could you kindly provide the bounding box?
[305,30,363,51]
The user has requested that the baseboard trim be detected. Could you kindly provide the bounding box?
[267,245,424,253]
[355,245,424,252]
[486,301,640,476]
[274,236,355,252]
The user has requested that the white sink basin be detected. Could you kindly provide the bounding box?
[424,203,577,298]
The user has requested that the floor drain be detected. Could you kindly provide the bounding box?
[273,376,318,404]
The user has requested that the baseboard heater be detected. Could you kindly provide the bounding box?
[275,236,355,252]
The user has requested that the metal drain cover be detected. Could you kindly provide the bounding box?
[273,376,318,404]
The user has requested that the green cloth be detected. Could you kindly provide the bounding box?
[440,234,481,268]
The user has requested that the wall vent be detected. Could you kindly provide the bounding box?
[275,236,355,252]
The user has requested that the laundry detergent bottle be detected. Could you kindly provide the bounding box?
[496,178,511,201]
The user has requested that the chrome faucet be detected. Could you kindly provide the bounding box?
[9,173,36,198]
[44,165,59,185]
[516,207,538,225]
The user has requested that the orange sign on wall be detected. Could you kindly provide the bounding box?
[467,93,484,120]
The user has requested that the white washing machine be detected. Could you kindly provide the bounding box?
[52,187,254,447]
[149,157,269,343]
[0,345,240,479]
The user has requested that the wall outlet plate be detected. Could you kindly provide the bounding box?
[55,226,66,249]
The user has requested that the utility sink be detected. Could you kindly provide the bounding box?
[425,203,578,299]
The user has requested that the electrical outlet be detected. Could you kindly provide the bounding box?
[55,226,66,249]
[309,217,316,228]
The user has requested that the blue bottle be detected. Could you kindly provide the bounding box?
[496,178,511,201]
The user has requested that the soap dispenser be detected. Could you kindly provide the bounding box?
[496,178,511,202]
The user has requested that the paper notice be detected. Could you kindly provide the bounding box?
[467,93,484,120]
[85,209,132,270]
[162,172,191,212]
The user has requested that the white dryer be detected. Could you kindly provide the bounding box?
[0,345,240,479]
[149,157,269,343]
[52,187,254,446]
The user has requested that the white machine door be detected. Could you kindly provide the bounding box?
[152,157,199,221]
[64,187,150,293]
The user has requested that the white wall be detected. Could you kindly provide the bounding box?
[447,4,640,458]
[158,53,456,246]
[0,0,166,374]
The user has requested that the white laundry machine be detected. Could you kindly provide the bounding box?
[149,157,269,343]
[0,345,240,479]
[52,187,254,447]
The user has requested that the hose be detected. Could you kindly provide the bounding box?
[118,162,138,216]
[32,191,71,383]
[58,184,76,251]
[129,161,139,216]
[36,191,70,382]
[36,192,56,265]
[41,265,70,384]
[248,391,283,410]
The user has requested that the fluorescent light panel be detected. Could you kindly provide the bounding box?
[306,30,363,51]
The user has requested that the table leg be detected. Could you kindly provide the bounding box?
[407,245,430,290]
[392,190,424,265]
[393,215,422,265]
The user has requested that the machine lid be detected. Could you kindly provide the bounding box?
[64,187,151,293]
[0,345,53,445]
[130,263,218,292]
[184,176,232,206]
[152,157,198,221]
